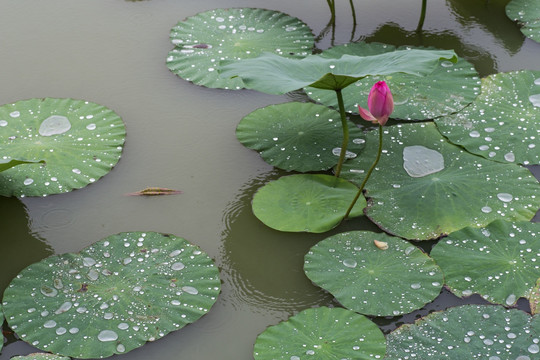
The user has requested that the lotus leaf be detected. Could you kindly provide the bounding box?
[431,220,540,308]
[2,232,221,358]
[436,70,540,165]
[0,98,125,197]
[251,174,365,233]
[340,122,540,240]
[506,0,540,43]
[253,306,386,359]
[11,354,70,360]
[0,159,44,173]
[306,42,480,120]
[304,231,443,316]
[167,8,314,89]
[236,102,365,172]
[386,305,539,359]
[219,49,457,94]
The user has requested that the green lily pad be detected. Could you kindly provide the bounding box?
[252,174,365,233]
[430,220,540,308]
[0,98,125,197]
[167,8,314,89]
[435,70,540,165]
[340,122,540,240]
[506,0,540,43]
[304,231,443,316]
[386,305,539,359]
[253,306,386,360]
[11,354,70,360]
[2,232,221,358]
[219,49,457,94]
[306,42,480,120]
[236,102,365,172]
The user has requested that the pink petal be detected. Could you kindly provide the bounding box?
[357,106,377,122]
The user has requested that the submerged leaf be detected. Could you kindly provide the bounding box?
[2,232,221,358]
[126,187,182,196]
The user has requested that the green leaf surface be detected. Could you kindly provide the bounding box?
[0,98,125,197]
[0,158,44,173]
[236,102,365,172]
[306,42,480,120]
[386,305,539,359]
[430,220,540,307]
[219,49,457,94]
[252,174,365,233]
[435,70,540,165]
[506,0,540,43]
[167,8,314,89]
[304,231,443,316]
[2,232,221,358]
[253,306,386,360]
[340,122,540,240]
[11,354,70,360]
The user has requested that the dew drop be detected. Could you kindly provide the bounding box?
[403,146,444,177]
[172,262,185,271]
[504,152,515,162]
[534,78,540,85]
[86,123,96,130]
[98,330,118,342]
[352,138,366,144]
[440,61,454,67]
[23,178,34,186]
[55,301,72,314]
[332,147,357,159]
[342,259,357,268]
[69,327,79,334]
[56,327,67,335]
[529,94,540,107]
[117,344,126,353]
[10,111,20,118]
[528,344,539,354]
[83,257,96,266]
[481,206,492,213]
[39,115,71,136]
[41,285,58,297]
[497,193,513,202]
[0,120,7,126]
[87,269,99,281]
[505,293,516,305]
[43,320,57,328]
[469,131,480,138]
[169,249,182,257]
[182,286,198,295]
[411,283,421,289]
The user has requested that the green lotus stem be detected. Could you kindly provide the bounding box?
[416,0,427,32]
[349,0,357,27]
[327,0,336,24]
[334,88,349,178]
[343,124,383,220]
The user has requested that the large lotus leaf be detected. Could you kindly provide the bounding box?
[0,98,125,197]
[386,305,539,359]
[340,122,540,240]
[252,174,365,233]
[166,8,314,89]
[236,102,365,172]
[11,354,70,360]
[506,0,540,43]
[253,306,386,360]
[304,231,443,316]
[219,49,457,94]
[306,42,480,120]
[435,70,540,165]
[430,220,540,308]
[2,232,221,358]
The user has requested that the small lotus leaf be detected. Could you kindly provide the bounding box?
[11,354,70,360]
[219,49,457,94]
[506,0,540,43]
[0,98,125,197]
[236,102,365,172]
[431,220,540,307]
[306,42,480,120]
[252,174,365,233]
[2,232,221,358]
[253,306,386,360]
[304,231,443,316]
[436,70,540,165]
[340,122,540,240]
[167,8,314,89]
[386,305,539,359]
[0,159,44,173]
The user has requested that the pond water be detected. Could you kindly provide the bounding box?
[1,0,539,359]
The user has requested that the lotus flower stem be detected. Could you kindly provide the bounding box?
[416,0,427,32]
[343,124,383,220]
[349,0,357,27]
[334,88,349,178]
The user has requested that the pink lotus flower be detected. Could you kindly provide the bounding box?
[358,81,394,126]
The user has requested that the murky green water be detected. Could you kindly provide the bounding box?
[1,0,539,358]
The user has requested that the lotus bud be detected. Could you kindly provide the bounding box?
[358,81,394,126]
[373,239,388,250]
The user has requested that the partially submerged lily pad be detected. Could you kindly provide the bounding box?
[2,232,221,358]
[252,174,365,233]
[386,305,539,359]
[0,98,126,197]
[431,220,540,308]
[435,70,540,165]
[11,354,70,360]
[236,102,365,172]
[167,8,314,89]
[253,306,386,359]
[340,122,540,240]
[125,187,182,196]
[306,42,480,120]
[304,231,443,316]
[506,0,540,43]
